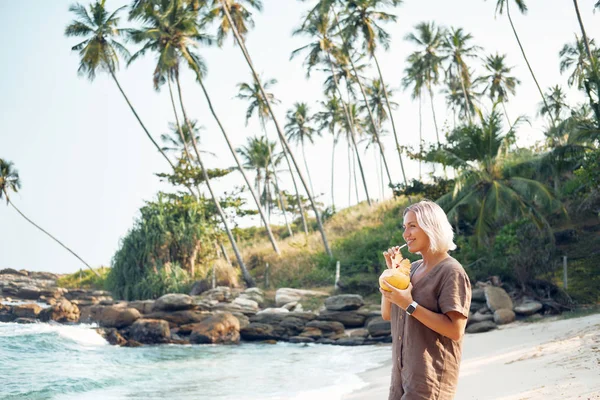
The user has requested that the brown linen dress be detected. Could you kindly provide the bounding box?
[388,256,472,400]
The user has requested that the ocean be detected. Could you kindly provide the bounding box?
[0,321,391,400]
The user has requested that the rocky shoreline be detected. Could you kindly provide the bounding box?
[0,268,554,347]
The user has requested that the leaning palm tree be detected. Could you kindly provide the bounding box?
[487,0,555,128]
[65,0,176,171]
[128,0,258,285]
[441,27,482,123]
[479,53,521,126]
[213,0,333,257]
[235,78,299,236]
[405,22,445,145]
[291,9,372,206]
[285,102,320,197]
[0,159,99,276]
[338,0,407,187]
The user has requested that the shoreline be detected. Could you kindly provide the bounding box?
[344,313,600,400]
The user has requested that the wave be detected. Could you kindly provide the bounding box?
[0,321,107,347]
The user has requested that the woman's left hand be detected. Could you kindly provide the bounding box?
[380,280,414,310]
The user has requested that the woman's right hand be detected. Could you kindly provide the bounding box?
[382,246,401,269]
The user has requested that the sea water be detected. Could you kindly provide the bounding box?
[0,321,391,400]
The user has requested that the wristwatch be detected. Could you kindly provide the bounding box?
[406,301,418,316]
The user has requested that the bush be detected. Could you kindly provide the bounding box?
[57,267,110,290]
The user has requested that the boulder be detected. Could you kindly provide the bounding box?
[469,311,494,324]
[0,268,28,276]
[466,320,497,334]
[514,301,543,316]
[256,308,289,315]
[189,312,240,344]
[324,294,364,311]
[231,312,250,330]
[275,288,329,307]
[153,294,195,312]
[250,311,289,325]
[144,310,211,327]
[471,287,486,302]
[0,310,16,322]
[299,327,323,340]
[279,317,307,337]
[16,286,41,300]
[232,297,259,315]
[127,300,155,315]
[317,310,367,328]
[470,301,486,313]
[12,303,42,319]
[289,336,314,344]
[39,298,80,323]
[129,319,171,344]
[14,317,37,324]
[240,323,276,341]
[494,309,516,325]
[200,287,232,303]
[335,337,365,346]
[349,328,370,338]
[238,288,264,307]
[89,305,141,328]
[367,317,391,337]
[305,320,345,336]
[484,286,513,312]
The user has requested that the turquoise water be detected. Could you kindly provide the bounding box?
[0,322,391,400]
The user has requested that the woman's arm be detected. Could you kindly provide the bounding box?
[380,281,467,341]
[381,295,392,321]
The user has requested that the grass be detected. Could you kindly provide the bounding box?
[56,267,110,290]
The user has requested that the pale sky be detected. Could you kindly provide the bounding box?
[1,0,596,274]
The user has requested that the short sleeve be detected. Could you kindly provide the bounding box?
[438,264,471,318]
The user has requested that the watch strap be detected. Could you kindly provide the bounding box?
[406,301,418,316]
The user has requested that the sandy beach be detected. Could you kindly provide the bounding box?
[344,313,600,400]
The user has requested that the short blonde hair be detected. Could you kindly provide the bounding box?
[403,200,457,253]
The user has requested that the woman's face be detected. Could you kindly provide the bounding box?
[402,211,430,254]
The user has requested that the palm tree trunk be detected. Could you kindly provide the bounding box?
[220,1,332,258]
[326,53,372,206]
[572,0,600,128]
[352,147,360,204]
[506,0,556,128]
[502,100,514,131]
[4,191,99,277]
[272,172,293,237]
[419,93,423,180]
[373,54,408,186]
[457,66,473,123]
[347,144,352,205]
[280,138,310,236]
[217,239,232,266]
[176,77,255,287]
[301,143,316,197]
[427,85,441,145]
[192,75,281,256]
[331,133,336,210]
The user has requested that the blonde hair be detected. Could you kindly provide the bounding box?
[403,200,457,253]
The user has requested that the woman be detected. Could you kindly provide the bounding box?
[380,200,472,400]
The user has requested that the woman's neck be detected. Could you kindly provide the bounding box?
[420,250,449,269]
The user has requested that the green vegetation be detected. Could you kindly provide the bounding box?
[57,267,110,290]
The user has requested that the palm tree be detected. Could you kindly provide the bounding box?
[405,22,445,145]
[402,53,426,179]
[65,0,176,171]
[285,102,320,197]
[214,0,333,257]
[315,95,344,208]
[339,0,408,187]
[161,119,203,155]
[487,0,555,128]
[236,78,299,236]
[479,53,521,126]
[441,27,482,123]
[127,0,258,285]
[538,85,569,124]
[291,9,372,206]
[0,159,99,276]
[436,109,560,246]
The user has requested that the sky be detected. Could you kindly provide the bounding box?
[1,0,597,274]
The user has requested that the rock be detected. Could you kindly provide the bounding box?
[279,317,307,337]
[189,312,240,344]
[514,301,543,316]
[282,301,299,311]
[189,280,212,296]
[98,328,127,346]
[129,319,171,344]
[12,303,42,319]
[0,310,16,322]
[127,300,155,315]
[293,303,304,312]
[484,286,513,312]
[240,323,276,341]
[256,308,289,315]
[38,288,63,299]
[232,297,259,315]
[469,301,486,313]
[324,294,364,311]
[250,311,289,325]
[349,328,370,338]
[466,321,497,334]
[305,320,345,336]
[16,286,41,300]
[200,287,232,303]
[494,309,516,325]
[231,312,250,330]
[153,294,195,312]
[471,288,486,302]
[335,337,365,346]
[89,305,141,328]
[239,288,264,307]
[39,298,80,323]
[299,327,323,339]
[469,311,494,324]
[317,310,367,328]
[367,317,391,337]
[144,310,211,327]
[14,317,37,324]
[275,288,329,308]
